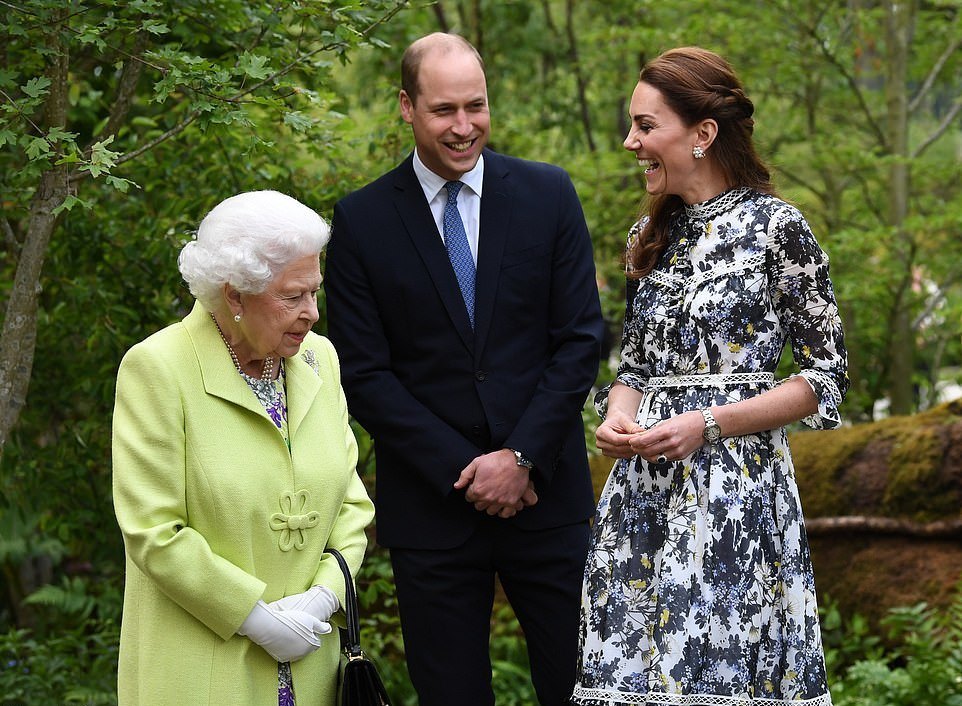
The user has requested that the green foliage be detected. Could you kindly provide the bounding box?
[827,586,962,705]
[0,622,119,705]
[0,576,120,706]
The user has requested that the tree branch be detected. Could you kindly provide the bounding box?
[792,8,888,149]
[564,0,595,152]
[68,1,409,183]
[912,97,962,159]
[908,36,961,113]
[807,515,962,538]
[1,216,18,257]
[94,32,150,148]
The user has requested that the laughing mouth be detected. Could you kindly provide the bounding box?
[639,159,660,173]
[447,139,475,153]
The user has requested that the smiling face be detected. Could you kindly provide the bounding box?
[399,45,490,181]
[230,253,322,362]
[624,81,711,204]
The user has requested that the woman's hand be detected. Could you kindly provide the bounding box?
[238,600,330,663]
[628,410,706,463]
[596,408,646,458]
[269,585,339,624]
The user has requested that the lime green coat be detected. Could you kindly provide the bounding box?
[112,301,375,706]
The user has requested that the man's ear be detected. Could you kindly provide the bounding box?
[399,90,415,125]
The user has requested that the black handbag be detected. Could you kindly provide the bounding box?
[327,548,392,706]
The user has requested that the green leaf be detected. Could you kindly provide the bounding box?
[141,19,170,35]
[105,175,139,193]
[21,76,51,98]
[283,111,314,131]
[237,52,272,80]
[24,136,52,160]
[51,194,88,215]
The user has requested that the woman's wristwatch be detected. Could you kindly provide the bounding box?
[701,408,722,444]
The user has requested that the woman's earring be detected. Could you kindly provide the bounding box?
[234,313,242,322]
[693,145,706,159]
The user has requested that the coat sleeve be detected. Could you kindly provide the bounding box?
[112,340,267,640]
[501,170,604,479]
[325,200,482,497]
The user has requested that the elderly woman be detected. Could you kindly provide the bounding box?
[112,190,374,706]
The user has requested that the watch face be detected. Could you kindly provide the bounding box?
[704,424,722,443]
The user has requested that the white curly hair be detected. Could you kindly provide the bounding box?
[178,190,330,310]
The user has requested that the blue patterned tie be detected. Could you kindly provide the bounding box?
[443,181,476,327]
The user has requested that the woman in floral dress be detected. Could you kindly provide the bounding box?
[572,47,848,705]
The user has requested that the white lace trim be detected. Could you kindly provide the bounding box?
[572,685,833,705]
[689,252,766,290]
[646,269,686,289]
[644,372,775,389]
[684,187,753,221]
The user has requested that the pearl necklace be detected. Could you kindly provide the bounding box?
[210,312,275,381]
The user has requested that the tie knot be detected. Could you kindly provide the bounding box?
[445,181,463,203]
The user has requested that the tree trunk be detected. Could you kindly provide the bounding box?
[884,0,915,415]
[0,17,69,464]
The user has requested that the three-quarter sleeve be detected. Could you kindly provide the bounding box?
[594,220,648,419]
[767,205,849,429]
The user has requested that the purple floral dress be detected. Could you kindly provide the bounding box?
[573,189,848,705]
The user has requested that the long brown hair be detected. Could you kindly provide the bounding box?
[628,47,775,277]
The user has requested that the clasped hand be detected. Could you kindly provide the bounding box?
[453,448,538,519]
[238,585,339,663]
[596,409,705,463]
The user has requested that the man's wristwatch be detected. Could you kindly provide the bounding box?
[510,449,535,470]
[701,408,722,444]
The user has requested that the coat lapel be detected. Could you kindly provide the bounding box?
[392,156,475,350]
[474,151,511,356]
[184,301,269,420]
[184,301,321,436]
[284,346,322,439]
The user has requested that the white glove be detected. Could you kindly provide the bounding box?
[237,600,331,663]
[269,585,340,624]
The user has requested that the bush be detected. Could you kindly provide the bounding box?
[827,585,962,705]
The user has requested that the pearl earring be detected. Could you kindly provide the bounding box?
[693,145,706,159]
[234,313,242,322]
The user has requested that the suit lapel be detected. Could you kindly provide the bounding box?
[474,151,511,355]
[392,157,475,349]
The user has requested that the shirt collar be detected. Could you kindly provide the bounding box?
[412,149,485,202]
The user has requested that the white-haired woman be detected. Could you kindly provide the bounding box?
[112,190,374,706]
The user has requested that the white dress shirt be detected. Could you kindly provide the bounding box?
[412,149,484,265]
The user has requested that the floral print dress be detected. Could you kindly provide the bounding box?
[573,188,848,705]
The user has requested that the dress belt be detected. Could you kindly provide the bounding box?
[637,372,775,428]
[644,372,775,389]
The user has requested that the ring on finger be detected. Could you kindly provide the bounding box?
[655,453,668,464]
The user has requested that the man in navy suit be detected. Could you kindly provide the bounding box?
[325,32,603,706]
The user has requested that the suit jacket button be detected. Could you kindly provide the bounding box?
[475,370,487,382]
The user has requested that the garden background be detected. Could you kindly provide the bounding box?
[2,1,962,704]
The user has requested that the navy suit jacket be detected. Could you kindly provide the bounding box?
[325,149,604,549]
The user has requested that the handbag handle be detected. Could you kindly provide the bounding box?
[327,548,363,658]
